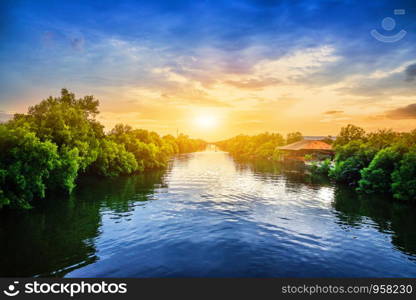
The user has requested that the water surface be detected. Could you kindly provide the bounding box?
[1,150,416,277]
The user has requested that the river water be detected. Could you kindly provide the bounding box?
[1,150,416,277]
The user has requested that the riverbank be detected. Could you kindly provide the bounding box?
[217,125,416,204]
[0,89,206,209]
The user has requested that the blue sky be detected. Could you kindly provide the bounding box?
[1,0,415,139]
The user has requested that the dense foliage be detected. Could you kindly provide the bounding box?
[216,132,303,160]
[0,89,206,209]
[328,140,376,185]
[357,147,401,194]
[328,125,416,202]
[391,149,416,202]
[309,158,331,176]
[0,126,60,208]
[89,139,138,177]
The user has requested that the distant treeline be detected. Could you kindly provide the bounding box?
[217,125,416,203]
[0,89,206,209]
[216,131,309,160]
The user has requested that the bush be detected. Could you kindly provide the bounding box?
[310,159,332,176]
[329,156,365,185]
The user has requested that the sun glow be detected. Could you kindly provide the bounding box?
[194,115,218,129]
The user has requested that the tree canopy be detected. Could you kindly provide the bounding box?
[328,125,416,202]
[0,89,206,209]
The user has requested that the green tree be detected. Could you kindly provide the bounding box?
[358,147,401,194]
[89,139,138,177]
[329,141,376,185]
[110,125,164,169]
[329,156,365,185]
[334,140,376,162]
[286,132,303,144]
[109,125,205,170]
[8,88,103,171]
[47,147,80,192]
[216,132,284,160]
[0,126,60,208]
[391,149,416,202]
[161,135,179,155]
[333,124,366,147]
[254,141,277,159]
[0,90,207,209]
[322,135,334,145]
[366,129,400,151]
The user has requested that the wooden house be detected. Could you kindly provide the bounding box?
[277,140,334,162]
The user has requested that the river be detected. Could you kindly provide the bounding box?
[1,150,416,277]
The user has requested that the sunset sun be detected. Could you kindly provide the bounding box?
[194,115,218,129]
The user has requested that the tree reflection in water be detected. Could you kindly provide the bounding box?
[238,159,416,259]
[0,170,166,277]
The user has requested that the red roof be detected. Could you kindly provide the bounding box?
[278,140,333,151]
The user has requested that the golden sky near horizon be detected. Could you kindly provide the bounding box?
[82,45,416,141]
[2,2,416,141]
[3,43,416,141]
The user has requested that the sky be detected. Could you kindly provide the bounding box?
[1,0,416,141]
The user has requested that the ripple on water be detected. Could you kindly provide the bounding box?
[2,151,416,277]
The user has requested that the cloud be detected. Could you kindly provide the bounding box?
[71,37,84,51]
[324,110,343,115]
[320,116,351,123]
[161,85,232,107]
[0,110,12,122]
[385,103,416,119]
[253,45,339,81]
[334,60,416,102]
[2,0,416,138]
[224,77,280,90]
[405,63,416,82]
